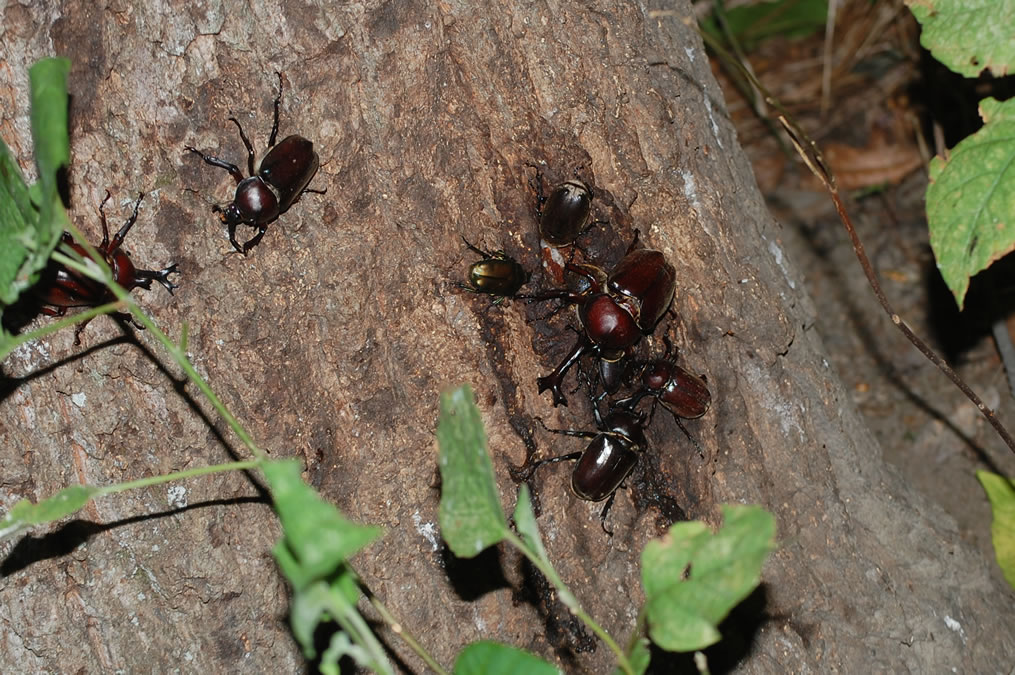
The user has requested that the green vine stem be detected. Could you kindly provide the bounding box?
[503,530,635,675]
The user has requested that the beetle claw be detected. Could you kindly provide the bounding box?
[536,375,568,407]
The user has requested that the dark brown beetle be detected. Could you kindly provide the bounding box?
[36,191,179,344]
[529,235,676,406]
[457,237,530,301]
[531,167,593,246]
[615,338,711,420]
[185,72,322,254]
[530,405,648,534]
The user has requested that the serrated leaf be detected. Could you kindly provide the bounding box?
[0,484,101,540]
[906,0,1014,78]
[927,97,1015,309]
[265,459,381,591]
[437,385,509,557]
[454,641,560,675]
[976,471,1015,590]
[642,504,776,653]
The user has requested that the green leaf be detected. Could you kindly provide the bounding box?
[702,0,828,51]
[265,459,381,591]
[437,385,509,557]
[0,139,34,226]
[29,58,71,196]
[512,485,550,567]
[454,641,560,675]
[906,0,1015,78]
[642,504,776,652]
[619,636,651,675]
[927,97,1015,309]
[0,58,70,308]
[0,484,101,540]
[288,576,358,657]
[976,471,1015,590]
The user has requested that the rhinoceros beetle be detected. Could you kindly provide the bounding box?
[530,403,649,534]
[616,346,711,421]
[36,191,180,344]
[530,166,593,247]
[457,236,529,301]
[185,72,322,254]
[529,235,676,406]
[613,337,711,458]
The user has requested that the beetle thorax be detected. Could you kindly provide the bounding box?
[227,176,281,225]
[579,293,641,353]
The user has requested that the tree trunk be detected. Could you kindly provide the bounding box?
[1,0,1012,672]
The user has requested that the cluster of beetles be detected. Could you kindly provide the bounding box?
[34,73,322,342]
[31,72,710,533]
[460,166,712,532]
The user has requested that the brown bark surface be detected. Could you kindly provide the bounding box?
[1,1,1012,672]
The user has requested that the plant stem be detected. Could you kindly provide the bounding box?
[0,300,123,360]
[93,459,262,498]
[365,591,450,675]
[503,529,635,675]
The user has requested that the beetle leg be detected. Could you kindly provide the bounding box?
[269,72,283,149]
[612,389,650,412]
[460,235,493,259]
[185,146,246,184]
[673,417,706,460]
[598,490,619,536]
[240,225,269,255]
[72,316,96,345]
[534,415,599,439]
[227,117,257,177]
[111,192,145,251]
[227,221,245,254]
[536,333,592,407]
[134,263,180,295]
[97,190,113,249]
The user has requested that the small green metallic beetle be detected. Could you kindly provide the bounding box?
[457,236,530,302]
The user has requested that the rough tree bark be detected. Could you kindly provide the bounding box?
[1,0,1012,672]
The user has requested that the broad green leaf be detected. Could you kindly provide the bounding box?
[0,140,33,306]
[0,139,33,226]
[437,385,509,557]
[976,471,1015,590]
[906,0,1014,78]
[0,58,70,307]
[266,459,381,591]
[0,484,101,540]
[642,504,776,652]
[702,0,827,51]
[927,97,1015,309]
[454,641,560,675]
[29,58,71,196]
